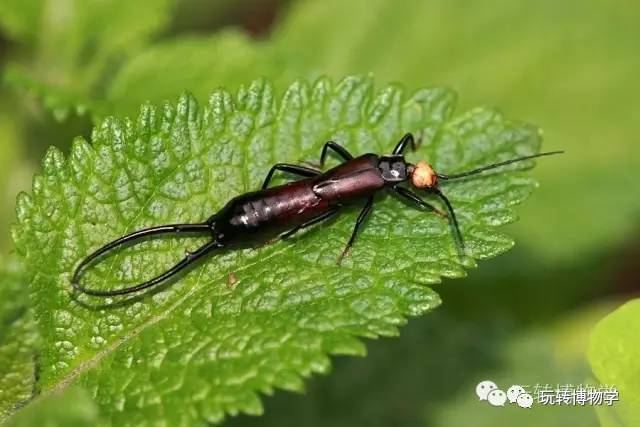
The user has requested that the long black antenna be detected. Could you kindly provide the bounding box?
[438,150,564,180]
[71,223,218,296]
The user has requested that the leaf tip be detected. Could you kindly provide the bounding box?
[42,146,66,177]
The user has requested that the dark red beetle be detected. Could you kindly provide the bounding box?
[72,133,561,296]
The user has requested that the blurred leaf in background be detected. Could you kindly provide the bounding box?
[1,0,176,119]
[589,299,640,427]
[0,102,26,253]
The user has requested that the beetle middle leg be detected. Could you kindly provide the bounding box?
[280,208,340,240]
[261,163,321,189]
[337,196,374,264]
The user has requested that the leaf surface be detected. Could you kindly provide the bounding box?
[13,75,541,424]
[0,262,39,421]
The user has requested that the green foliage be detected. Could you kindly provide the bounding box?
[3,0,637,425]
[10,75,543,424]
[228,285,611,427]
[432,303,608,427]
[0,261,39,420]
[105,30,268,120]
[2,0,176,120]
[588,300,640,427]
[0,0,41,43]
[0,103,24,253]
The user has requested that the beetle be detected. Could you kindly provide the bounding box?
[71,133,562,296]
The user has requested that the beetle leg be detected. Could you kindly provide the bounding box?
[392,133,416,155]
[432,188,465,253]
[280,208,340,240]
[337,196,374,264]
[319,141,354,166]
[304,141,354,168]
[261,163,322,189]
[394,186,465,254]
[392,131,427,155]
[393,186,447,218]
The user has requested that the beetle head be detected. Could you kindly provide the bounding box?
[409,160,438,189]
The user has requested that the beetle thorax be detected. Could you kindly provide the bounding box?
[378,155,410,183]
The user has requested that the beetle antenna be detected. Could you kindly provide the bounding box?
[437,150,564,180]
[71,223,219,297]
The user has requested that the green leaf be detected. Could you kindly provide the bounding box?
[105,30,270,120]
[0,261,39,421]
[3,0,176,120]
[235,290,611,427]
[588,299,640,427]
[0,0,41,43]
[0,103,25,253]
[4,386,99,427]
[13,75,542,424]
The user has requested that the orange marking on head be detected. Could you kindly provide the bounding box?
[411,160,438,189]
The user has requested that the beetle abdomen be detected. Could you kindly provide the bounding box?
[214,179,328,243]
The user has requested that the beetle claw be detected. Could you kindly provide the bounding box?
[435,208,448,218]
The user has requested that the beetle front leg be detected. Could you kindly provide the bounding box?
[393,186,447,218]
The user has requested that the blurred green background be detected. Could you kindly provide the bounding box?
[0,0,638,425]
